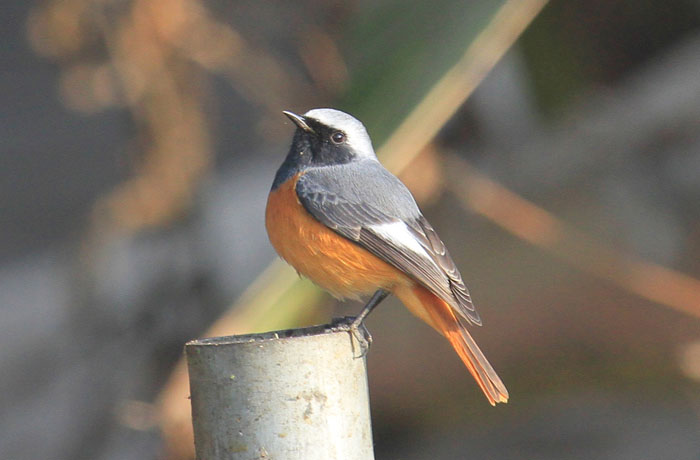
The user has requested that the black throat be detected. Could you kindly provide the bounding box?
[271,120,355,190]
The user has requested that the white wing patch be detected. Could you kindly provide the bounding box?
[369,221,435,263]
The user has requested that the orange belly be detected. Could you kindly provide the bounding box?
[265,174,410,299]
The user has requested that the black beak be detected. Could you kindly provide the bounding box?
[283,111,315,134]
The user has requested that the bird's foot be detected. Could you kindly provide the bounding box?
[330,316,372,358]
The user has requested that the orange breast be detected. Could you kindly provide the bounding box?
[265,174,409,299]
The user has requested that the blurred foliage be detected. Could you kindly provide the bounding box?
[520,0,700,115]
[340,0,501,142]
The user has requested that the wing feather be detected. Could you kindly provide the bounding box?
[409,216,480,324]
[296,165,481,326]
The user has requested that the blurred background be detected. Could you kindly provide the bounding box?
[2,0,700,458]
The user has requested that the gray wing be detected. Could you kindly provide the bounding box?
[296,162,481,326]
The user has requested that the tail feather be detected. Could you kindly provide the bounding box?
[442,318,509,405]
[400,285,508,405]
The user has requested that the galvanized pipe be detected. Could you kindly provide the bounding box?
[186,322,375,459]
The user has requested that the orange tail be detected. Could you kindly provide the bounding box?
[395,285,509,405]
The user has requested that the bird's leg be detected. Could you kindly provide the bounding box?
[352,288,390,329]
[332,289,391,358]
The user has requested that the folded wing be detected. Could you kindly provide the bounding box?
[296,163,481,326]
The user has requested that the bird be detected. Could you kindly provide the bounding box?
[265,108,508,405]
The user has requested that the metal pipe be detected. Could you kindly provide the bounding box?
[186,321,375,459]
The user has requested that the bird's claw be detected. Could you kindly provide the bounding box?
[330,316,372,358]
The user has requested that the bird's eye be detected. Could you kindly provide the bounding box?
[330,131,346,144]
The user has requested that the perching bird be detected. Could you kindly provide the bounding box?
[265,108,508,405]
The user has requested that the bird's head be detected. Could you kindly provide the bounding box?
[283,108,377,167]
